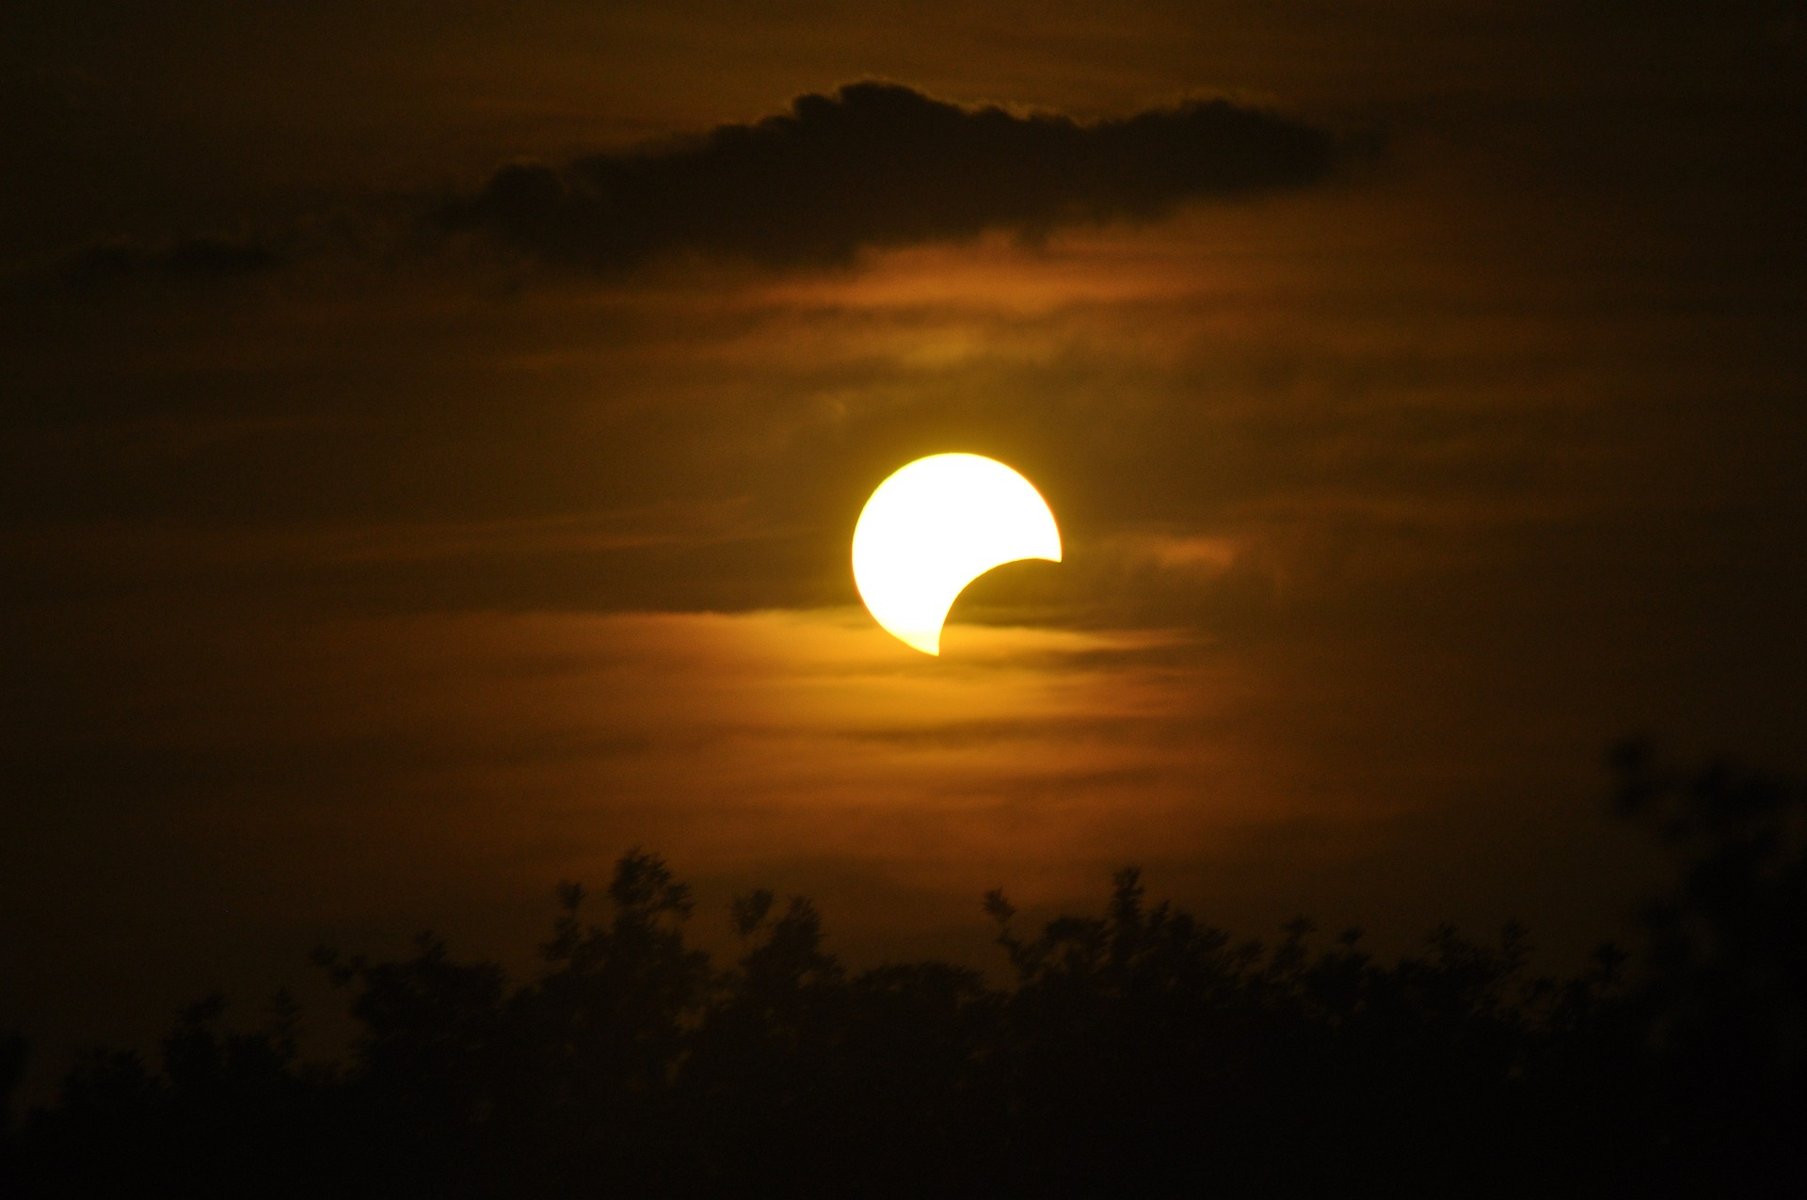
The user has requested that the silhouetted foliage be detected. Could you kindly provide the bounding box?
[5,753,1805,1196]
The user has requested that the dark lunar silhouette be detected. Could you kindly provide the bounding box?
[3,748,1802,1197]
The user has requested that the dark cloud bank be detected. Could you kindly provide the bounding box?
[59,234,285,285]
[446,82,1337,271]
[37,83,1337,287]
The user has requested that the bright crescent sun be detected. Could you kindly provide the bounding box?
[852,453,1062,656]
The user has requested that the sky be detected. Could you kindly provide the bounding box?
[4,1,1805,1087]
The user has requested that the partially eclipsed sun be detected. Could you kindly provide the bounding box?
[852,453,1062,656]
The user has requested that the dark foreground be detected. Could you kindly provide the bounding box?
[3,744,1802,1197]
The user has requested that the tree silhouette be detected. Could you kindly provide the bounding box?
[3,752,1803,1196]
[1607,741,1807,1194]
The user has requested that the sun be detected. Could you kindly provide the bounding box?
[852,453,1062,656]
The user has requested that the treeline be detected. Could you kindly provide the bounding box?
[2,743,1802,1197]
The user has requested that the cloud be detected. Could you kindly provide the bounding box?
[441,81,1339,272]
[59,233,285,285]
[17,82,1337,291]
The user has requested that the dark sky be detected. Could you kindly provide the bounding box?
[4,1,1805,1091]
